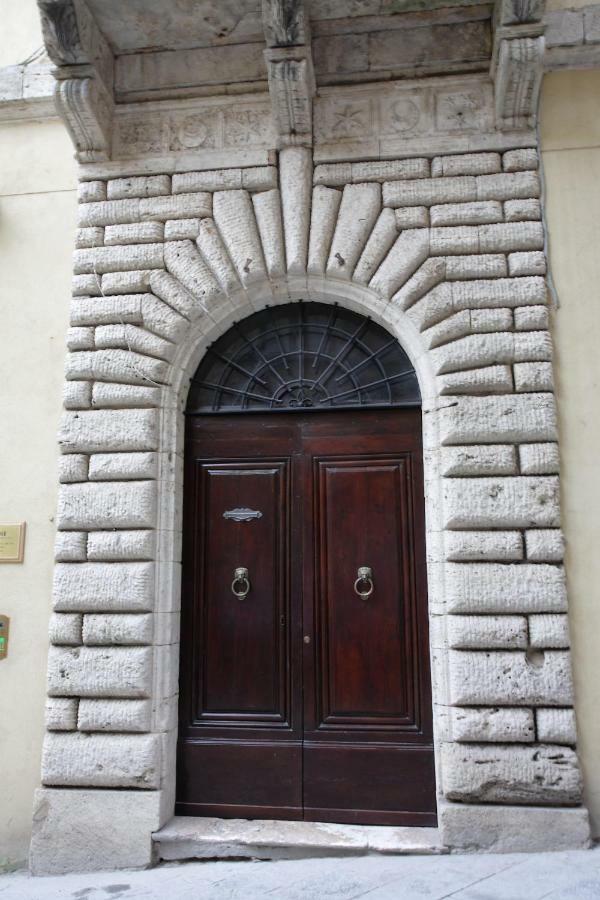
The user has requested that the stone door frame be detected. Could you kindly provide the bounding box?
[30,146,591,875]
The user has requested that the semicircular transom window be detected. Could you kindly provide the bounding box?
[187,302,420,414]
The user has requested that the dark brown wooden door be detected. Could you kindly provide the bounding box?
[177,409,436,825]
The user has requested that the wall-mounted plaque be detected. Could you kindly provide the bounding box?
[0,523,26,563]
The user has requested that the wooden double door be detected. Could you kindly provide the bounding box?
[177,408,436,825]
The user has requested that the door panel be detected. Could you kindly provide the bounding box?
[316,458,413,727]
[177,410,436,825]
[199,462,289,724]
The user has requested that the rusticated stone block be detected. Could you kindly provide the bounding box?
[67,349,168,386]
[47,646,153,698]
[351,159,429,182]
[525,529,564,562]
[529,614,570,648]
[164,218,201,240]
[63,381,92,410]
[71,295,142,327]
[432,153,501,177]
[42,732,161,788]
[445,531,523,562]
[446,562,566,613]
[441,445,517,477]
[107,175,171,200]
[503,148,538,172]
[514,361,553,392]
[394,206,428,229]
[94,325,174,362]
[444,476,560,529]
[53,562,154,613]
[59,409,158,454]
[101,271,151,294]
[438,365,513,395]
[88,452,157,482]
[197,218,241,295]
[383,176,477,208]
[73,245,164,275]
[353,208,397,285]
[280,147,312,274]
[77,199,140,228]
[57,481,156,530]
[440,394,557,445]
[54,531,87,562]
[504,199,541,222]
[369,229,429,299]
[213,190,267,286]
[49,613,83,646]
[78,181,106,203]
[76,226,104,248]
[87,530,155,562]
[448,649,574,706]
[519,443,560,475]
[139,193,211,222]
[442,742,581,804]
[452,707,534,742]
[252,189,286,278]
[63,324,89,359]
[510,252,546,278]
[104,222,164,245]
[73,274,102,296]
[448,614,528,649]
[46,698,78,731]
[430,201,502,227]
[536,709,577,744]
[164,240,221,305]
[476,172,540,201]
[309,185,342,273]
[313,163,352,187]
[172,169,242,193]
[82,613,154,646]
[514,304,548,330]
[91,383,160,409]
[326,183,381,281]
[78,699,152,732]
[58,454,88,483]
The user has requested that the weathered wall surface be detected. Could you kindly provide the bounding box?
[541,68,600,838]
[0,2,77,869]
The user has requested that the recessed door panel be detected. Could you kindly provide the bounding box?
[315,458,414,728]
[199,462,289,724]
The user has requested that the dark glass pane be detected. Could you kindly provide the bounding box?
[187,302,420,414]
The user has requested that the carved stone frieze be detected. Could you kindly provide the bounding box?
[113,96,277,162]
[312,77,519,162]
[263,1,314,147]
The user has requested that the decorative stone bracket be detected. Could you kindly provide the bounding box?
[491,0,546,130]
[37,0,114,161]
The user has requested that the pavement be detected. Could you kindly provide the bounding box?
[1,846,600,900]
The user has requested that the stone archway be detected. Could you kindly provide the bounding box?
[31,146,590,874]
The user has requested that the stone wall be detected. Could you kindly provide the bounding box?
[31,143,591,872]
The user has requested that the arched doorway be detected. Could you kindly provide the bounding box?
[176,301,436,826]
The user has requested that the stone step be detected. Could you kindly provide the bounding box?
[152,816,445,861]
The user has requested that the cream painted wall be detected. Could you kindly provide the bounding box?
[0,0,45,68]
[541,68,600,839]
[0,118,77,867]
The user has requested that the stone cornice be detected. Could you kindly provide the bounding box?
[21,1,600,156]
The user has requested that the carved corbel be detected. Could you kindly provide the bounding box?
[494,36,544,129]
[262,0,315,147]
[492,0,545,129]
[37,0,114,161]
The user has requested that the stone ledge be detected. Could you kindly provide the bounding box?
[153,816,445,861]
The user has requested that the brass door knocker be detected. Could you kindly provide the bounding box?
[231,567,251,599]
[354,566,374,598]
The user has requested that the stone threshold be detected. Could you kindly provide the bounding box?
[153,816,446,862]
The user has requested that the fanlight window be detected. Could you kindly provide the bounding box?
[187,302,420,414]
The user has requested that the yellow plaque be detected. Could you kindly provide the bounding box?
[0,523,26,563]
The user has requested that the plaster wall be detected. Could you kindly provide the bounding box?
[541,68,600,839]
[0,114,77,865]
